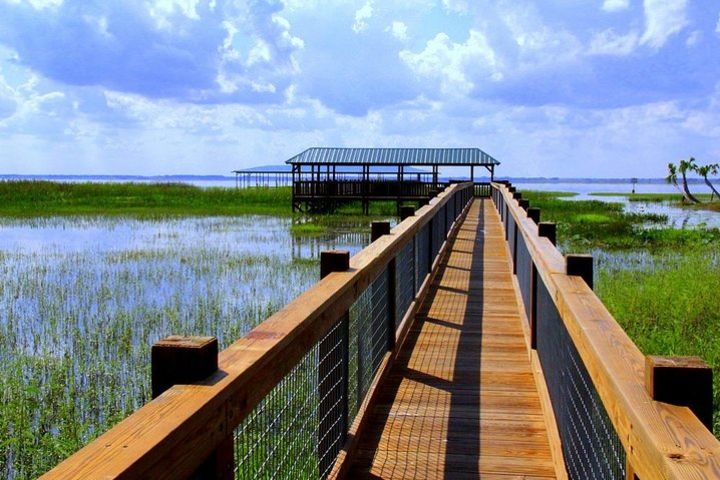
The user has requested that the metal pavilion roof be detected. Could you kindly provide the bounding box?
[285,148,500,166]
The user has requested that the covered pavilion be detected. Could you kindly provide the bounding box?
[286,147,500,213]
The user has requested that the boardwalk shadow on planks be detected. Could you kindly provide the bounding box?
[351,199,487,478]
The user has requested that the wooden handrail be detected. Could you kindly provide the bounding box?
[42,183,473,479]
[493,182,720,479]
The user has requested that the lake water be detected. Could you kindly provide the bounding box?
[0,214,373,479]
[514,181,720,229]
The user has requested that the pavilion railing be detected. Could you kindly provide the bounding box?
[42,183,474,480]
[491,182,720,480]
[293,179,435,199]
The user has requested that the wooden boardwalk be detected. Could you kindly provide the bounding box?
[349,199,557,479]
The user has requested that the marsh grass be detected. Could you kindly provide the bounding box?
[521,190,720,251]
[0,213,375,479]
[596,249,720,433]
[0,181,293,217]
[522,190,720,435]
[591,192,720,212]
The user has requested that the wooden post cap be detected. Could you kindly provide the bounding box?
[151,336,218,399]
[538,222,556,246]
[512,191,522,200]
[371,221,391,242]
[399,206,415,221]
[566,254,593,290]
[645,355,713,430]
[508,186,516,193]
[320,250,350,279]
[527,207,540,224]
[519,199,530,211]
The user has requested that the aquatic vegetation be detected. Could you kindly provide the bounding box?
[0,181,293,217]
[596,248,720,433]
[521,190,720,251]
[522,190,720,435]
[0,214,371,479]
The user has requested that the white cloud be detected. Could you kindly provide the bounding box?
[148,0,201,29]
[441,0,469,14]
[588,29,639,55]
[0,0,63,9]
[353,2,373,33]
[498,4,582,67]
[602,0,630,13]
[640,0,688,48]
[399,30,501,96]
[686,30,702,47]
[387,21,408,41]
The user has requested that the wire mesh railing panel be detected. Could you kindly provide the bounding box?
[445,203,452,234]
[515,232,533,325]
[368,268,390,392]
[350,269,391,404]
[507,216,517,269]
[395,240,415,324]
[416,224,430,292]
[536,278,626,480]
[234,316,348,480]
[431,214,443,260]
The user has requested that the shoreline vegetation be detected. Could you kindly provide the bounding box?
[590,191,720,212]
[523,190,720,434]
[0,181,293,217]
[1,180,719,476]
[0,181,397,230]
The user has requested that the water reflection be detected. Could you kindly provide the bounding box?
[515,182,720,229]
[0,213,377,477]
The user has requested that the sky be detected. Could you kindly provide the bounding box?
[0,0,719,177]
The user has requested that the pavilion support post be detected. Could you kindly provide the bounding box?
[397,165,402,214]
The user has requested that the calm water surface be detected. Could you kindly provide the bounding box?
[515,181,720,229]
[0,214,374,479]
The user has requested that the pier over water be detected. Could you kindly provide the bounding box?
[44,183,720,480]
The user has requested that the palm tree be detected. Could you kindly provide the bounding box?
[666,162,693,203]
[678,158,701,203]
[694,163,720,201]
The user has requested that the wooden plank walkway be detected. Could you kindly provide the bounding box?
[349,199,557,479]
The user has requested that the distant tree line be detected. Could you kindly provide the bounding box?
[666,158,719,203]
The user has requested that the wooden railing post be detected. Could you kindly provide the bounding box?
[527,207,540,224]
[319,250,350,477]
[645,355,713,430]
[151,336,233,479]
[566,254,593,290]
[371,221,391,242]
[538,222,556,246]
[519,199,529,211]
[399,206,415,221]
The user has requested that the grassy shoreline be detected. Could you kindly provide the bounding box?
[0,181,293,217]
[590,191,720,211]
[523,189,720,434]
